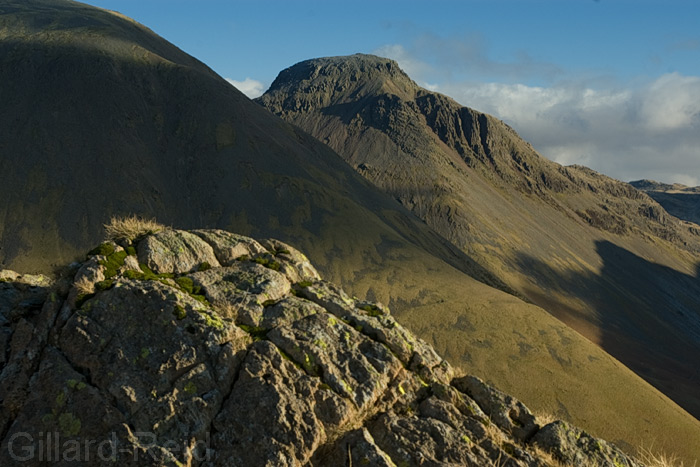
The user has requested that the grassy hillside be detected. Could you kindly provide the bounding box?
[258,54,700,426]
[1,3,699,462]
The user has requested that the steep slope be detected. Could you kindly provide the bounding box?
[631,179,700,226]
[258,54,700,421]
[0,229,646,466]
[1,3,699,462]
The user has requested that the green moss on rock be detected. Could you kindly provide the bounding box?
[253,256,281,271]
[94,279,114,291]
[99,250,128,279]
[173,304,187,320]
[88,242,115,257]
[58,412,81,437]
[75,293,95,309]
[358,304,383,317]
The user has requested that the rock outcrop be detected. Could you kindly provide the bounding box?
[0,228,642,466]
[631,179,700,227]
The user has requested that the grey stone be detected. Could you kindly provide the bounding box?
[192,230,268,266]
[532,420,642,467]
[137,230,220,274]
[0,230,648,467]
[453,375,538,442]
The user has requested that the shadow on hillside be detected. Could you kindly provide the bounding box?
[514,240,700,418]
[646,192,700,225]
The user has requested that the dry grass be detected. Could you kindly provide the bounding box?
[73,275,95,295]
[480,417,506,443]
[535,411,560,427]
[451,366,468,379]
[104,215,166,243]
[639,444,696,467]
[527,445,571,467]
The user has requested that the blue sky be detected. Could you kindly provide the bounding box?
[85,0,700,185]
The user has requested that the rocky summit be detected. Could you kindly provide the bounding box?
[0,226,641,466]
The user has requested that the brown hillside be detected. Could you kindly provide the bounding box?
[632,179,700,226]
[258,54,700,423]
[1,5,699,463]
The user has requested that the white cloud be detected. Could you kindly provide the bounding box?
[638,73,700,131]
[374,34,562,84]
[373,41,700,186]
[419,75,700,186]
[373,44,435,80]
[226,77,265,98]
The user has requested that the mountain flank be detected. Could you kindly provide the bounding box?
[258,54,700,422]
[2,3,700,463]
[0,225,648,466]
[631,179,700,226]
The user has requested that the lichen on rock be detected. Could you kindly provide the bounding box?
[0,229,643,466]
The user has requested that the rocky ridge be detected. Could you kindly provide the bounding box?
[631,179,700,227]
[257,54,700,421]
[258,54,696,247]
[0,227,641,466]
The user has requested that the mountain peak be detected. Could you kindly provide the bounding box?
[259,53,700,453]
[264,54,419,112]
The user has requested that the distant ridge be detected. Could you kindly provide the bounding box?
[631,179,700,226]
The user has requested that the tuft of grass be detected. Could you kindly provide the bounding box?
[527,445,569,467]
[535,411,560,427]
[104,215,166,243]
[639,445,694,467]
[73,276,95,296]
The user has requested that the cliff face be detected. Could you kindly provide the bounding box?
[0,227,641,466]
[631,179,700,226]
[258,54,700,420]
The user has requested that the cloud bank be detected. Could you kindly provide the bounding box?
[226,78,265,98]
[375,44,700,186]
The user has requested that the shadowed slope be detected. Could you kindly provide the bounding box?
[631,179,700,226]
[1,4,699,462]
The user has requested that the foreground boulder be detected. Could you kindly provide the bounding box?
[0,228,642,466]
